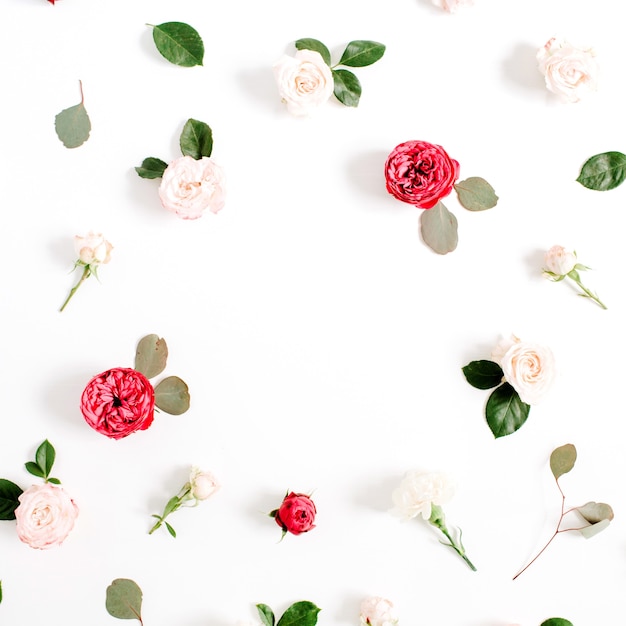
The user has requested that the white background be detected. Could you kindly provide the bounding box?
[1,0,625,624]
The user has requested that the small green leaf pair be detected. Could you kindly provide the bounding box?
[295,38,385,107]
[149,22,204,67]
[257,601,321,626]
[134,334,190,415]
[462,360,529,438]
[577,151,626,191]
[421,178,499,255]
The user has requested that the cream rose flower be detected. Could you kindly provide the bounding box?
[359,596,399,626]
[158,155,226,220]
[74,231,113,266]
[273,49,334,116]
[537,37,598,103]
[15,484,79,549]
[543,245,577,277]
[491,336,556,405]
[189,467,220,501]
[390,470,455,521]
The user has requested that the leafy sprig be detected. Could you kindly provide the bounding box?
[25,440,60,485]
[256,601,321,626]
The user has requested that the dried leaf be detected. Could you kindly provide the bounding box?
[549,444,577,480]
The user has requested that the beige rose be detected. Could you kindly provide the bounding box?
[273,49,334,116]
[189,467,220,501]
[360,596,399,626]
[390,470,455,521]
[543,245,577,277]
[74,232,112,266]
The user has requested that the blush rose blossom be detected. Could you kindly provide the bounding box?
[15,484,79,549]
[436,0,474,12]
[390,470,455,521]
[359,596,399,626]
[273,49,334,116]
[385,140,460,209]
[272,492,316,536]
[81,367,155,439]
[189,467,220,501]
[537,37,598,103]
[158,155,226,220]
[543,245,577,276]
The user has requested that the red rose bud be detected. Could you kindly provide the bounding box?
[80,367,155,439]
[272,492,316,537]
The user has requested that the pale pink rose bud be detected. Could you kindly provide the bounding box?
[359,596,399,626]
[74,231,113,266]
[544,245,577,276]
[189,467,220,501]
[390,470,455,520]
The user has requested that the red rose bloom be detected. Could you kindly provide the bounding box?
[384,140,460,209]
[273,492,316,536]
[80,367,155,439]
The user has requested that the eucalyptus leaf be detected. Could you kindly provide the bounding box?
[549,444,577,480]
[294,38,331,66]
[154,376,190,415]
[151,22,204,67]
[577,517,611,539]
[332,69,362,107]
[338,40,385,67]
[35,439,56,478]
[462,360,504,390]
[135,157,168,179]
[540,619,574,626]
[485,382,530,438]
[277,601,321,626]
[55,82,91,149]
[180,118,213,159]
[134,334,168,379]
[575,501,614,524]
[105,578,143,621]
[420,202,458,255]
[256,604,276,626]
[0,479,23,520]
[24,462,45,479]
[454,177,499,211]
[576,151,626,191]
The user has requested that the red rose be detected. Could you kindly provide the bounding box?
[80,367,155,439]
[272,492,316,536]
[384,140,460,209]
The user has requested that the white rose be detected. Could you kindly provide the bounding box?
[543,245,577,277]
[74,231,113,266]
[435,0,474,12]
[537,37,598,103]
[273,49,334,116]
[359,597,399,626]
[158,155,226,220]
[390,470,455,521]
[491,336,556,405]
[189,467,220,501]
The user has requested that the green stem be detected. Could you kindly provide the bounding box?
[567,274,607,310]
[439,526,477,571]
[59,265,91,312]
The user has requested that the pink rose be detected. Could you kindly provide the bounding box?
[15,484,79,549]
[384,140,460,209]
[272,492,316,536]
[81,367,155,439]
[436,0,474,12]
[158,155,226,220]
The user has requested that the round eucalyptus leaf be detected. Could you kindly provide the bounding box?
[549,443,577,480]
[105,578,143,621]
[134,334,168,379]
[154,376,190,415]
[454,177,499,211]
[575,501,614,524]
[420,202,458,255]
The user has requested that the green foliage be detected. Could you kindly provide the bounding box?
[462,360,504,390]
[134,334,169,379]
[154,376,191,415]
[485,383,530,438]
[0,580,2,604]
[179,118,213,159]
[549,444,577,480]
[454,177,499,211]
[338,40,386,67]
[55,81,91,149]
[332,69,362,107]
[105,579,143,621]
[0,479,23,520]
[256,604,275,626]
[135,157,168,179]
[25,440,59,484]
[420,202,458,255]
[294,38,331,66]
[540,619,574,626]
[576,151,626,191]
[575,501,614,538]
[257,602,320,626]
[150,22,204,67]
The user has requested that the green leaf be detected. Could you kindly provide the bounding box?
[35,440,56,478]
[105,579,143,621]
[332,69,362,107]
[420,202,458,255]
[55,82,91,149]
[485,382,530,438]
[277,601,321,626]
[338,40,386,67]
[0,479,23,520]
[576,151,626,191]
[162,496,180,518]
[0,580,2,604]
[549,444,577,480]
[179,118,213,159]
[454,177,499,211]
[154,376,190,415]
[575,501,614,525]
[540,619,574,626]
[151,22,204,67]
[164,521,177,538]
[462,360,504,390]
[257,604,275,626]
[47,477,61,485]
[135,157,168,179]
[294,38,331,66]
[577,517,611,539]
[134,334,168,379]
[24,462,45,479]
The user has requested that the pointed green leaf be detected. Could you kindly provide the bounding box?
[151,22,204,67]
[485,382,530,438]
[47,477,61,485]
[164,521,177,538]
[0,479,23,520]
[24,462,45,479]
[154,376,190,415]
[577,151,626,191]
[55,100,91,149]
[277,601,321,626]
[35,439,56,478]
[256,604,275,626]
[105,579,143,621]
[549,444,577,480]
[540,620,574,626]
[162,496,180,518]
[338,40,386,67]
[462,360,504,390]
[454,177,499,211]
[180,118,213,159]
[294,39,331,66]
[135,157,168,179]
[332,69,362,107]
[420,201,458,255]
[134,334,168,379]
